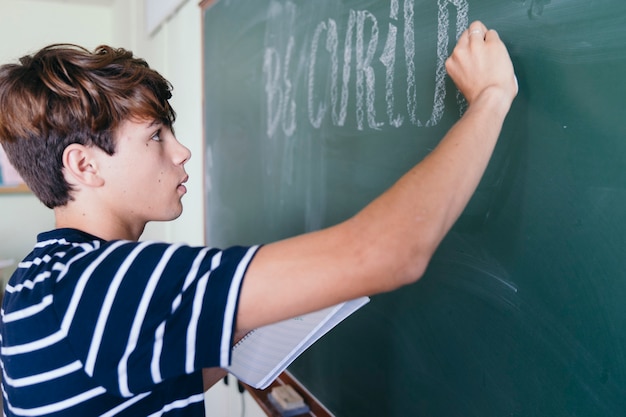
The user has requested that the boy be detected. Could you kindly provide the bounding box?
[0,21,517,416]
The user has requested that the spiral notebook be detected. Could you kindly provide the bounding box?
[227,296,370,389]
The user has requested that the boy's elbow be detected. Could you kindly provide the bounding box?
[403,214,447,278]
[345,213,444,293]
[398,213,453,286]
[366,234,437,293]
[392,245,433,289]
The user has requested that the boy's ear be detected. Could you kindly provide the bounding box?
[62,144,105,187]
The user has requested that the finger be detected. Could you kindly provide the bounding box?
[484,28,500,43]
[468,20,488,33]
[466,21,488,42]
[468,29,485,42]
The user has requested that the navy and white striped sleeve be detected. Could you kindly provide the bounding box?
[54,241,259,397]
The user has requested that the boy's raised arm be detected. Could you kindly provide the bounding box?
[236,21,519,331]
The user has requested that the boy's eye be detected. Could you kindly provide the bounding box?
[151,129,162,142]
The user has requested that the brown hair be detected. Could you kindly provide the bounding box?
[0,44,176,208]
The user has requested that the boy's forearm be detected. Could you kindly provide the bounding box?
[349,88,512,285]
[403,88,512,235]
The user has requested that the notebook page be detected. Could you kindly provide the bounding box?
[227,297,369,389]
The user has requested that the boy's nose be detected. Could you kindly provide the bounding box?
[174,140,192,164]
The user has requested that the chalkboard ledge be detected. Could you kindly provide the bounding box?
[242,371,333,417]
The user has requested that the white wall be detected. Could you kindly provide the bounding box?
[0,0,265,415]
[0,0,113,277]
[119,0,206,247]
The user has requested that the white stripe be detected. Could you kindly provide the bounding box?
[34,238,68,248]
[170,248,210,314]
[78,241,100,251]
[99,392,151,417]
[151,321,166,383]
[146,393,205,417]
[84,241,152,376]
[4,271,51,294]
[55,242,99,284]
[1,245,108,356]
[220,246,259,367]
[51,262,66,272]
[118,244,182,397]
[151,248,210,377]
[34,237,99,251]
[184,252,222,371]
[2,295,53,323]
[181,248,211,295]
[185,271,211,373]
[1,329,64,355]
[6,387,106,416]
[183,251,223,371]
[18,255,52,269]
[60,241,126,332]
[210,253,222,277]
[3,360,82,388]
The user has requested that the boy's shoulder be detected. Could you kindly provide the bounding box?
[36,228,106,247]
[6,228,103,290]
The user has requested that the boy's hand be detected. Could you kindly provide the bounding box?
[446,21,518,107]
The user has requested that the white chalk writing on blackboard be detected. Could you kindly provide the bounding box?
[263,0,469,138]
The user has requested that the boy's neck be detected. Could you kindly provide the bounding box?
[54,204,145,242]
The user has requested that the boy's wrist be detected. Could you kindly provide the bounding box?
[470,84,516,119]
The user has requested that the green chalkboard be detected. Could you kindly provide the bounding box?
[202,0,626,415]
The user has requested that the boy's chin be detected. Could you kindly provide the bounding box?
[154,205,184,222]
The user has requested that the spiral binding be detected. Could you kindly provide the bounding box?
[232,330,256,350]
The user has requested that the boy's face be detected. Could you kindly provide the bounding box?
[97,118,191,226]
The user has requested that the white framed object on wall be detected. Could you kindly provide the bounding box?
[144,0,188,36]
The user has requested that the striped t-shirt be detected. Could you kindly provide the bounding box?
[0,228,259,416]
